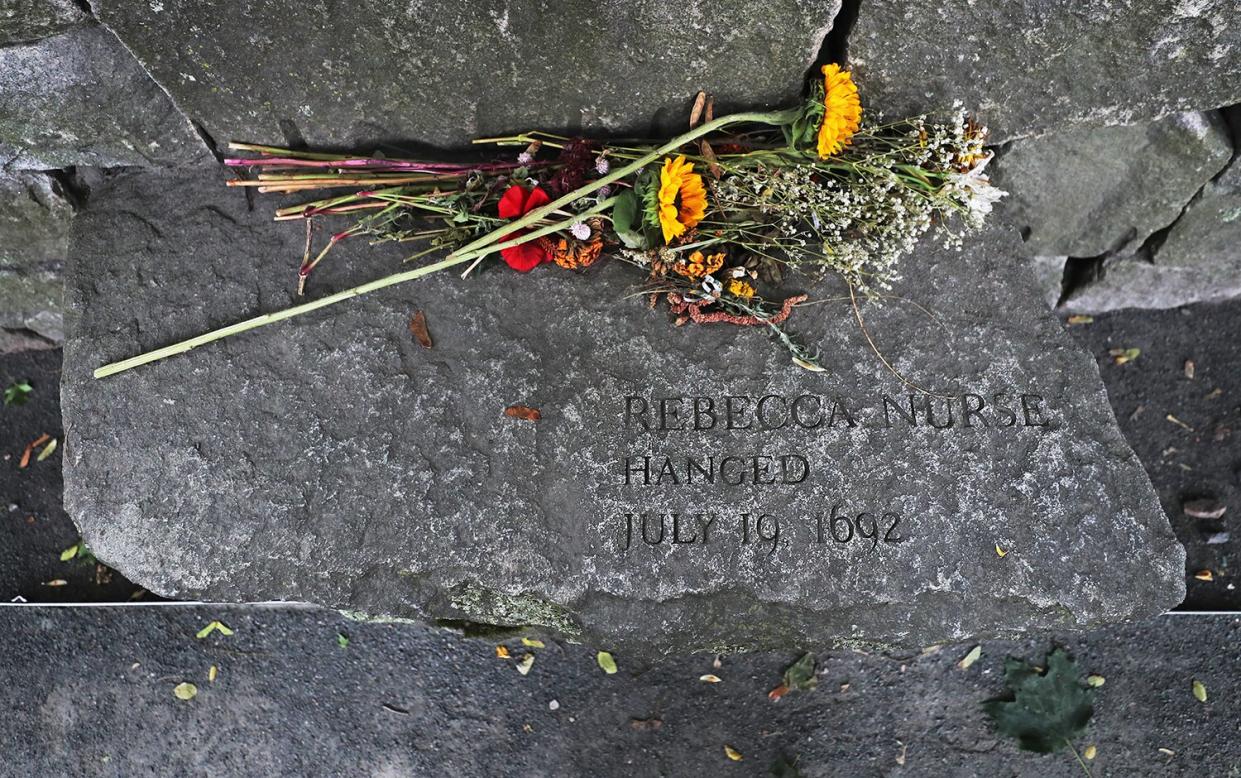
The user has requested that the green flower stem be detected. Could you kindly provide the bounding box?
[95,109,799,379]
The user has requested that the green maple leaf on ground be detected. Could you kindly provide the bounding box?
[983,648,1094,753]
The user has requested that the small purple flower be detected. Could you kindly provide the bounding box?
[595,156,610,175]
[570,222,591,240]
[517,151,534,165]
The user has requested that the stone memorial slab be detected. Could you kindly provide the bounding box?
[92,0,839,150]
[63,167,1184,653]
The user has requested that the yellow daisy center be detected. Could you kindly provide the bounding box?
[817,63,862,159]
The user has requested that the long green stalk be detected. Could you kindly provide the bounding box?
[95,109,798,379]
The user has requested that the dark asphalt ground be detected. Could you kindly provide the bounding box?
[0,605,1236,776]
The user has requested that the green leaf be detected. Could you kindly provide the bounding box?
[196,620,234,639]
[337,633,350,649]
[59,544,79,562]
[782,652,817,692]
[173,682,198,701]
[611,189,648,249]
[597,651,618,675]
[36,438,58,462]
[3,381,32,407]
[1193,679,1207,703]
[983,648,1094,753]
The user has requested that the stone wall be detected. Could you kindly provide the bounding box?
[1,0,1239,347]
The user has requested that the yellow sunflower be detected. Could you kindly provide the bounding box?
[817,63,861,159]
[657,155,707,244]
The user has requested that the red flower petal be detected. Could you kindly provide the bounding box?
[498,185,528,219]
[501,236,547,272]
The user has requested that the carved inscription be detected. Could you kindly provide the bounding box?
[614,391,1054,552]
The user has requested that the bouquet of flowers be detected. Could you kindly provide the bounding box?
[95,65,1004,379]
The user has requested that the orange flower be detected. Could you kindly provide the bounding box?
[673,250,725,279]
[817,64,861,158]
[657,155,707,243]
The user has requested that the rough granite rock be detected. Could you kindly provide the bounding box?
[1062,147,1241,313]
[0,23,211,169]
[0,171,72,344]
[0,0,86,44]
[93,0,839,150]
[1028,256,1065,309]
[994,112,1233,257]
[63,167,1184,654]
[849,0,1241,142]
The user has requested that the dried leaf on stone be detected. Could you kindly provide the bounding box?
[516,653,535,675]
[521,637,545,648]
[689,91,707,128]
[1192,679,1207,703]
[504,405,541,421]
[495,645,510,659]
[409,311,433,348]
[995,543,1008,558]
[630,717,662,731]
[1066,315,1094,326]
[958,645,982,670]
[1086,675,1105,687]
[59,544,79,562]
[36,438,57,462]
[1108,347,1140,365]
[1084,744,1097,760]
[208,665,218,682]
[1183,498,1226,520]
[699,674,722,683]
[44,579,67,587]
[792,357,826,372]
[1194,569,1214,581]
[700,140,722,179]
[597,651,618,675]
[723,745,743,762]
[173,682,198,701]
[983,648,1094,753]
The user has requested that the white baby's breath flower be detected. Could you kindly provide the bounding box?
[570,222,591,240]
[595,156,610,175]
[517,151,534,165]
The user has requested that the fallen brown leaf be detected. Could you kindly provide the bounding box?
[689,91,707,128]
[18,433,50,469]
[504,405,541,422]
[409,311,433,349]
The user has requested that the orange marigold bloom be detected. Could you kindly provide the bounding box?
[726,279,756,300]
[817,64,861,159]
[673,250,725,279]
[657,155,707,244]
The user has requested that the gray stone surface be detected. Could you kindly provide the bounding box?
[0,0,86,44]
[1029,256,1066,309]
[3,606,1240,776]
[0,171,72,343]
[0,23,211,169]
[63,167,1184,655]
[849,0,1241,142]
[93,0,839,150]
[995,112,1233,257]
[1062,149,1241,313]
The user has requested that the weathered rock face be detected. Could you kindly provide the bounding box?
[93,0,839,150]
[995,112,1233,257]
[63,167,1184,654]
[0,23,210,169]
[849,0,1241,142]
[0,0,86,44]
[0,171,73,345]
